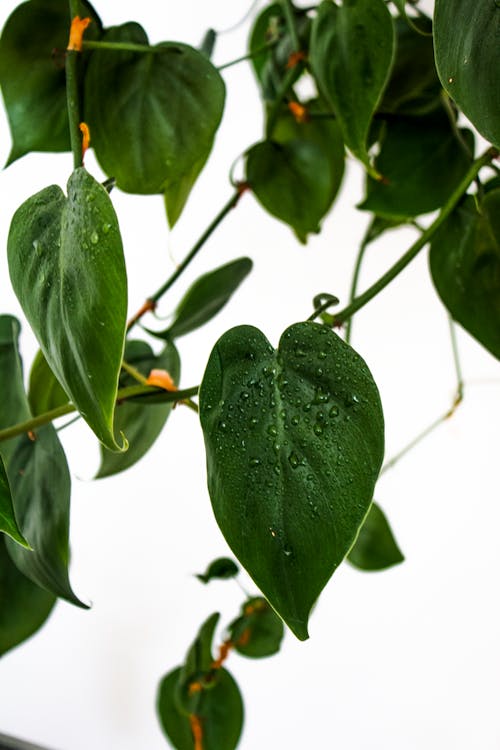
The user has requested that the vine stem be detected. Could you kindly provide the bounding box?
[66,1,84,169]
[331,147,498,327]
[282,0,300,52]
[127,186,248,331]
[0,385,199,444]
[344,227,371,345]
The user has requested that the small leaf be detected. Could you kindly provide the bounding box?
[147,258,253,341]
[6,427,87,608]
[8,168,127,451]
[429,191,500,360]
[348,502,404,571]
[310,0,395,172]
[0,454,29,549]
[176,612,220,715]
[96,339,180,478]
[0,0,101,163]
[0,536,55,657]
[199,322,384,639]
[229,596,284,659]
[28,349,69,417]
[246,139,334,242]
[85,23,225,225]
[157,667,244,750]
[195,557,239,584]
[359,111,474,219]
[434,0,500,149]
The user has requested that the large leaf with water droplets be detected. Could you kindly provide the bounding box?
[429,191,500,359]
[199,322,384,639]
[348,502,404,570]
[434,0,500,149]
[8,168,127,451]
[0,536,55,657]
[310,0,394,172]
[96,339,180,478]
[157,667,243,750]
[85,23,225,226]
[0,0,101,164]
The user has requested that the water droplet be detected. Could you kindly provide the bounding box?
[313,423,323,436]
[318,351,327,360]
[269,527,277,538]
[33,239,43,255]
[102,222,112,234]
[250,417,258,427]
[288,452,300,469]
[295,347,307,357]
[90,230,99,245]
[267,424,278,437]
[316,367,324,377]
[219,421,227,430]
[448,76,454,84]
[249,458,261,468]
[283,547,293,557]
[329,405,339,418]
[274,464,281,475]
[291,416,300,426]
[240,391,249,400]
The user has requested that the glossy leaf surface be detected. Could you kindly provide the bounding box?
[28,349,69,417]
[0,316,30,464]
[430,191,500,360]
[229,597,284,658]
[359,111,473,219]
[195,557,239,584]
[96,339,180,478]
[0,536,55,657]
[8,168,127,450]
[434,0,500,148]
[199,322,384,639]
[246,140,333,242]
[166,258,253,340]
[0,454,28,548]
[158,667,243,750]
[85,23,225,222]
[6,428,86,607]
[0,0,100,163]
[348,502,404,570]
[310,0,394,171]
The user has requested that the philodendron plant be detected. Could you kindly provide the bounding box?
[1,0,499,747]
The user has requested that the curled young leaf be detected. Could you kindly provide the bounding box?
[199,322,384,639]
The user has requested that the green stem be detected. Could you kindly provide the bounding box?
[121,359,148,386]
[265,66,302,139]
[83,40,158,54]
[448,316,464,403]
[127,188,246,332]
[332,147,497,327]
[282,0,300,52]
[0,385,199,444]
[217,42,276,72]
[66,2,83,169]
[345,229,371,345]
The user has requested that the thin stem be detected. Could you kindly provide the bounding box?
[449,316,464,402]
[332,147,497,327]
[83,39,157,54]
[380,412,449,476]
[217,42,276,72]
[282,0,300,52]
[66,2,84,169]
[0,385,199,444]
[121,359,148,386]
[182,398,199,414]
[307,294,339,322]
[127,187,247,333]
[345,229,371,345]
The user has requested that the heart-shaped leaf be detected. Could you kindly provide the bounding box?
[84,23,225,226]
[28,349,69,417]
[8,167,127,451]
[246,139,334,242]
[157,667,243,750]
[96,339,180,478]
[199,322,384,639]
[310,0,395,172]
[429,191,500,360]
[434,0,500,149]
[0,536,55,657]
[195,557,239,584]
[228,597,284,659]
[359,110,474,218]
[0,454,28,549]
[0,0,101,164]
[348,502,404,570]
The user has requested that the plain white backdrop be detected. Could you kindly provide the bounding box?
[1,1,500,749]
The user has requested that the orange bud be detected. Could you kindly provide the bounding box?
[67,17,91,52]
[286,50,307,69]
[288,101,309,124]
[79,122,90,161]
[146,369,177,391]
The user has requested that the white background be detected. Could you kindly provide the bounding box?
[1,1,500,749]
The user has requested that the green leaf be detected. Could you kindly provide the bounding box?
[0,454,29,549]
[6,427,87,608]
[195,557,239,584]
[434,0,500,149]
[96,339,180,478]
[379,15,442,116]
[8,167,127,451]
[246,139,334,242]
[310,0,395,172]
[0,316,31,465]
[429,191,500,360]
[175,612,220,715]
[147,259,253,341]
[157,667,244,750]
[199,322,384,639]
[0,0,101,164]
[28,349,69,417]
[348,502,404,571]
[229,596,284,659]
[84,23,225,225]
[359,111,474,219]
[0,536,55,657]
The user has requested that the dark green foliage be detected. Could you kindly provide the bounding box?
[195,557,239,584]
[228,597,284,658]
[348,502,404,571]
